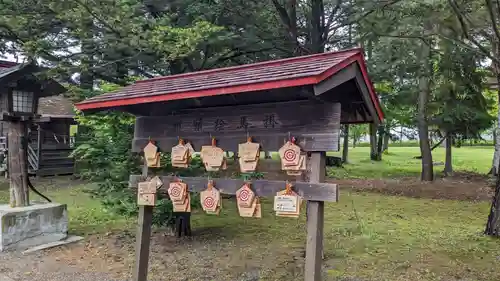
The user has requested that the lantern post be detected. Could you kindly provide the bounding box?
[0,62,69,253]
[3,80,40,207]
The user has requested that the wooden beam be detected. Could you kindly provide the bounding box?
[304,152,326,281]
[354,67,378,125]
[0,113,34,122]
[313,63,356,96]
[133,162,154,281]
[129,176,338,202]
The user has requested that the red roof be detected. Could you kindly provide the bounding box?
[76,48,383,121]
[0,60,18,69]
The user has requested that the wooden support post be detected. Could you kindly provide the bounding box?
[133,162,153,281]
[36,124,42,170]
[174,212,191,237]
[342,124,349,163]
[264,151,272,159]
[8,121,29,207]
[304,152,325,281]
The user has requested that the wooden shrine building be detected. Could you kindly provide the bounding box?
[0,61,73,176]
[76,48,384,281]
[31,94,76,176]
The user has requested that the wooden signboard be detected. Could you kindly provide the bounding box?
[133,101,341,152]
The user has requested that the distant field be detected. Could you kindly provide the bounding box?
[328,146,493,179]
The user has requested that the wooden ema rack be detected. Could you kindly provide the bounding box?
[131,100,341,281]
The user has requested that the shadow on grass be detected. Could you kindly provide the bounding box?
[191,225,240,240]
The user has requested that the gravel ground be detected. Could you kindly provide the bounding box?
[0,231,334,281]
[0,250,121,281]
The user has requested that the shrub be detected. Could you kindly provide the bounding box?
[73,111,203,227]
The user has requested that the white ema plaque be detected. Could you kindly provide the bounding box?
[273,195,298,212]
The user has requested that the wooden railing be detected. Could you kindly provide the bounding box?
[0,136,40,172]
[0,137,7,152]
[0,131,75,175]
[27,144,39,172]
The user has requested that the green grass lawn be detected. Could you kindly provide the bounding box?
[1,185,497,280]
[328,146,493,179]
[0,181,131,235]
[0,146,497,280]
[201,194,500,281]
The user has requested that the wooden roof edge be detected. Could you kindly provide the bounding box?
[355,54,384,122]
[40,114,75,118]
[0,60,19,68]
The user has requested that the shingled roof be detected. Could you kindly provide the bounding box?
[37,95,75,118]
[0,60,18,69]
[0,60,66,100]
[76,49,382,119]
[0,60,71,118]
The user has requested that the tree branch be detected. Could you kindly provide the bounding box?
[271,0,294,38]
[328,0,403,34]
[486,0,500,41]
[73,0,123,37]
[206,47,276,68]
[325,0,342,29]
[448,0,496,59]
[271,0,310,54]
[199,44,210,70]
[496,0,500,20]
[437,33,499,63]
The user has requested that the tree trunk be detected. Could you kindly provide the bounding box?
[491,96,500,176]
[485,170,500,236]
[8,121,29,207]
[80,17,95,91]
[353,138,357,148]
[494,128,498,172]
[342,124,349,163]
[310,0,324,53]
[376,125,384,161]
[370,123,377,160]
[490,40,500,175]
[383,127,390,152]
[444,133,453,176]
[417,36,434,182]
